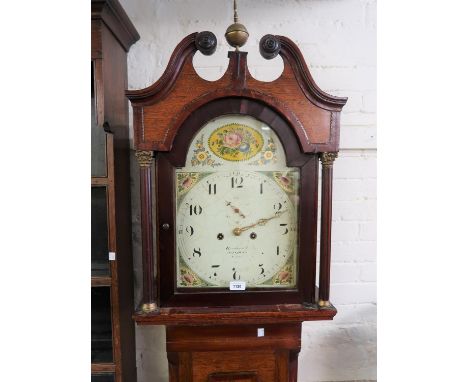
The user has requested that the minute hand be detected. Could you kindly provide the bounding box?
[233,210,285,236]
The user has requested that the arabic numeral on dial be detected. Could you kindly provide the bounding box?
[259,264,265,276]
[209,264,220,278]
[188,204,202,215]
[192,248,202,257]
[232,268,241,280]
[185,226,194,236]
[280,223,289,234]
[273,202,283,211]
[207,182,217,195]
[231,176,243,188]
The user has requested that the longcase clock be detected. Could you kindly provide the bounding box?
[127,15,347,381]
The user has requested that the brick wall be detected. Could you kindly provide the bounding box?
[120,0,376,381]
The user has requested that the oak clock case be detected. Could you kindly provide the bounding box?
[127,29,347,382]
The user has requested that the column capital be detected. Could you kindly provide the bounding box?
[135,150,154,167]
[140,302,158,314]
[319,152,338,167]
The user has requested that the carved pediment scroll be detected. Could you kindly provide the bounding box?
[126,32,347,153]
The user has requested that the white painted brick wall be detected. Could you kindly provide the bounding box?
[120,0,376,381]
[332,241,376,263]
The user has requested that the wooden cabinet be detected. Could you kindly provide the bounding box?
[91,1,139,381]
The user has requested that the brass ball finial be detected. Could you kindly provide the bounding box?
[225,0,249,50]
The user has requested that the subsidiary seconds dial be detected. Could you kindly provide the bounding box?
[176,170,297,288]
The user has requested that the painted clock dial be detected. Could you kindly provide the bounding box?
[175,115,299,289]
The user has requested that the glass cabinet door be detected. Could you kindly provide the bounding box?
[91,374,115,382]
[91,287,113,363]
[91,186,109,276]
[91,61,107,177]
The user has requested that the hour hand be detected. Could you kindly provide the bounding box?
[226,201,246,219]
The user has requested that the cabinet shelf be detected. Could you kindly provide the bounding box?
[91,363,116,373]
[91,276,112,287]
[92,177,110,186]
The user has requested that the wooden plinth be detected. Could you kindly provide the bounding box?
[166,323,302,382]
[135,304,336,381]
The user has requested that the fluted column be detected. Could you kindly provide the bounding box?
[318,152,338,307]
[135,150,157,313]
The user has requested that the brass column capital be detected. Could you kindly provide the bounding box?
[140,302,158,314]
[135,150,154,167]
[319,152,338,168]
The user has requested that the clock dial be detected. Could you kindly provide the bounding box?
[175,115,299,289]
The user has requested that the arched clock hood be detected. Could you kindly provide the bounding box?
[126,32,347,154]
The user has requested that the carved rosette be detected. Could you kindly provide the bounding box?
[259,34,281,60]
[195,31,217,56]
[135,150,154,167]
[319,152,338,168]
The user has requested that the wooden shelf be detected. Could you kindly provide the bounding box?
[134,303,337,326]
[92,177,109,186]
[92,275,112,287]
[91,363,116,373]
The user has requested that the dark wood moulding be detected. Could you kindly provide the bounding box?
[135,303,337,326]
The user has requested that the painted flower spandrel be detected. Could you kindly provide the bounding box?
[274,264,294,285]
[181,176,193,189]
[179,267,204,287]
[273,171,296,193]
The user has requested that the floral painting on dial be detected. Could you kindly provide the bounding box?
[249,138,277,166]
[208,123,264,162]
[176,172,199,196]
[273,171,297,193]
[273,263,294,285]
[179,267,204,287]
[178,256,209,287]
[191,135,220,167]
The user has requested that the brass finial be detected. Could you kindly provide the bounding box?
[233,0,239,22]
[225,0,249,50]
